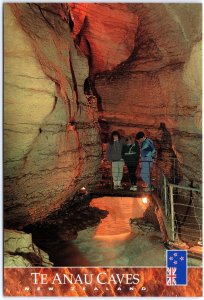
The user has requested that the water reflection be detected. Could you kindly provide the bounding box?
[44,197,166,266]
[69,196,166,266]
[90,196,147,238]
[35,196,200,267]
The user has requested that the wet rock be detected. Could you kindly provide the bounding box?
[131,218,158,233]
[4,229,53,267]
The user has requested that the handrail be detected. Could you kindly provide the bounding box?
[174,203,202,209]
[99,155,202,246]
[168,183,201,193]
[152,162,202,245]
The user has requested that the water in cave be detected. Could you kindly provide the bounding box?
[30,196,200,267]
[42,197,166,267]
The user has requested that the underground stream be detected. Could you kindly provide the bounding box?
[24,195,175,267]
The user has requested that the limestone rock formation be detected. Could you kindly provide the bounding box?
[4,229,53,267]
[4,3,101,228]
[70,3,202,188]
[69,3,139,75]
[4,3,202,230]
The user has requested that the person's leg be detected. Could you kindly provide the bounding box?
[141,158,154,192]
[127,165,132,185]
[141,159,152,186]
[127,165,136,185]
[131,165,137,185]
[135,162,139,185]
[127,165,137,190]
[117,160,124,187]
[112,161,118,188]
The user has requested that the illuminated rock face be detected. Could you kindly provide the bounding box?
[4,3,101,228]
[4,3,202,228]
[71,3,202,186]
[69,3,139,75]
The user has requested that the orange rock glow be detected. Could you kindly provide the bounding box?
[69,3,138,74]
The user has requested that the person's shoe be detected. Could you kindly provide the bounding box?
[132,185,138,191]
[144,186,154,192]
[130,186,134,191]
[117,185,124,190]
[113,182,118,190]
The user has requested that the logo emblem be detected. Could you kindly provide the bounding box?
[166,250,187,286]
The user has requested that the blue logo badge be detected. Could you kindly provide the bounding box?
[166,250,187,286]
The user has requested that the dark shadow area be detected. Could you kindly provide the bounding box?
[74,16,88,46]
[84,77,92,96]
[157,122,182,184]
[23,194,108,266]
[68,10,74,32]
[98,118,110,144]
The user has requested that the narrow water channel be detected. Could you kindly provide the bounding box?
[48,197,167,266]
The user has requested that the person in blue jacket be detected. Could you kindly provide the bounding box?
[136,131,156,192]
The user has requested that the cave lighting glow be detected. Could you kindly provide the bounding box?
[90,196,149,241]
[142,197,148,204]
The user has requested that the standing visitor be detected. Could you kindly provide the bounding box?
[107,131,125,190]
[136,131,156,192]
[122,136,140,191]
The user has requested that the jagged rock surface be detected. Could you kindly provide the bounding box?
[4,229,53,267]
[71,3,202,188]
[69,3,139,75]
[4,3,101,228]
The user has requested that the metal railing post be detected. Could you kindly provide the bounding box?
[160,170,163,198]
[169,184,175,242]
[156,163,159,195]
[173,158,176,184]
[163,174,168,216]
[149,161,151,187]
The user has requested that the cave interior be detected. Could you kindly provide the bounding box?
[3,3,202,268]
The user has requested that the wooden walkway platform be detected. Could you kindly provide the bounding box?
[89,186,155,198]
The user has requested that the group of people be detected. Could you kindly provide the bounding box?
[107,131,156,192]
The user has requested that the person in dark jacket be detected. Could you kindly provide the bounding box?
[122,136,140,191]
[107,131,125,190]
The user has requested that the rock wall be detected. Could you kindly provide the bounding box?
[4,3,101,228]
[69,3,139,75]
[4,229,53,267]
[70,3,202,187]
